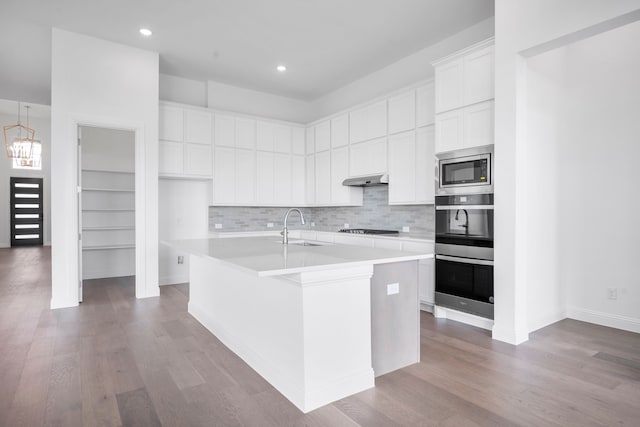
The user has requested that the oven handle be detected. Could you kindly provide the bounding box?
[436,254,494,266]
[435,205,494,210]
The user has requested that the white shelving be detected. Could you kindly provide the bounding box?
[79,126,136,282]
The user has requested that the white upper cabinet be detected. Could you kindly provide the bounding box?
[462,44,494,107]
[305,155,315,204]
[434,109,462,153]
[416,83,435,127]
[315,120,331,152]
[388,91,416,135]
[235,118,256,150]
[256,121,275,151]
[388,128,435,205]
[235,149,255,204]
[292,127,305,155]
[159,140,183,175]
[159,106,184,142]
[292,155,305,205]
[435,100,494,153]
[274,125,292,154]
[305,127,315,155]
[184,143,212,176]
[185,110,212,145]
[434,38,494,113]
[256,151,275,203]
[349,100,387,143]
[214,114,236,147]
[415,126,435,203]
[315,151,331,205]
[331,147,351,204]
[273,153,292,204]
[349,138,387,177]
[213,146,235,204]
[331,114,349,148]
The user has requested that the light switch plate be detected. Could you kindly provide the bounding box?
[344,223,349,229]
[267,223,274,228]
[214,223,222,229]
[387,283,400,295]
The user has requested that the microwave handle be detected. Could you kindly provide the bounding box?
[436,254,494,266]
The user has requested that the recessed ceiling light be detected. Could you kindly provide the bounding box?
[276,65,287,72]
[139,28,152,37]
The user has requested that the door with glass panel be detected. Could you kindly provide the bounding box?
[10,177,44,246]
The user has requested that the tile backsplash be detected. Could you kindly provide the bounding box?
[209,186,434,235]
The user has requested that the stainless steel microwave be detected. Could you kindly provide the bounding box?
[436,145,494,195]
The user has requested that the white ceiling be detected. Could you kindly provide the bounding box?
[0,0,494,104]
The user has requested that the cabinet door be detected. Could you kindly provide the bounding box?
[388,91,416,135]
[185,110,212,145]
[463,101,494,149]
[331,114,349,148]
[418,258,435,305]
[315,151,331,204]
[274,154,292,204]
[235,118,256,150]
[331,147,351,204]
[367,100,387,140]
[349,138,387,177]
[292,127,305,155]
[416,83,435,127]
[292,155,306,205]
[305,155,315,204]
[159,140,183,175]
[435,59,463,113]
[435,109,462,153]
[213,147,235,204]
[349,106,368,144]
[184,143,212,176]
[274,125,292,154]
[305,127,315,155]
[388,131,416,204]
[235,149,255,204]
[256,152,275,203]
[315,121,331,152]
[256,122,275,151]
[415,126,435,203]
[463,45,494,106]
[214,114,235,147]
[159,106,184,142]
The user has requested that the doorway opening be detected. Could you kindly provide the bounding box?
[78,126,135,302]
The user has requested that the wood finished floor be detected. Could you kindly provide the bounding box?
[1,246,639,426]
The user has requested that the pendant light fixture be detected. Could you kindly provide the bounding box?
[4,102,36,159]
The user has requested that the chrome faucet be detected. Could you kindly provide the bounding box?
[455,209,469,235]
[281,208,305,244]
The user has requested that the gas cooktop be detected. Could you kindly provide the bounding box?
[338,228,399,235]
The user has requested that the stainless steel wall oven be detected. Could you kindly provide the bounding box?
[434,191,494,319]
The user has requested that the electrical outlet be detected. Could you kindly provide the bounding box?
[177,255,184,265]
[402,226,410,233]
[267,223,274,228]
[344,223,350,229]
[607,287,618,300]
[311,222,315,227]
[387,283,400,295]
[214,223,222,229]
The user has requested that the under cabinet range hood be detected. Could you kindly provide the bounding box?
[342,174,389,187]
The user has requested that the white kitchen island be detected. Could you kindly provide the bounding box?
[173,236,431,413]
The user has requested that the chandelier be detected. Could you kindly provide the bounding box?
[3,103,36,159]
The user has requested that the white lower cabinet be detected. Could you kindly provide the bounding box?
[388,127,435,204]
[419,258,435,306]
[435,100,494,153]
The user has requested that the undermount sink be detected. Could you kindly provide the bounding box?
[284,240,332,247]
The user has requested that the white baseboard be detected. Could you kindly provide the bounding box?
[528,310,566,334]
[420,302,434,313]
[159,274,188,286]
[567,306,640,334]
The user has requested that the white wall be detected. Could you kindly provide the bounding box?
[207,80,313,123]
[311,17,495,120]
[559,21,640,333]
[0,104,51,247]
[158,179,210,285]
[523,48,567,333]
[160,74,208,108]
[51,29,159,309]
[494,0,640,344]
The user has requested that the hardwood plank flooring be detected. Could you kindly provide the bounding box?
[1,246,639,426]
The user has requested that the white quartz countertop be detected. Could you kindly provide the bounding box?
[171,236,432,277]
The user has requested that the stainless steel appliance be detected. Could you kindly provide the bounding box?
[338,228,399,235]
[436,145,494,195]
[434,193,494,319]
